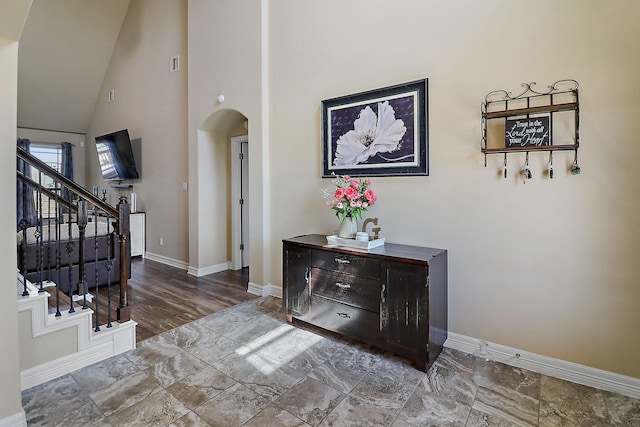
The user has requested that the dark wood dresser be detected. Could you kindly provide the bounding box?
[282,234,447,370]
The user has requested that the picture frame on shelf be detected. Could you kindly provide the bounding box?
[322,78,428,177]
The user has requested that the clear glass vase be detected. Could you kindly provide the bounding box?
[473,340,493,387]
[338,215,357,238]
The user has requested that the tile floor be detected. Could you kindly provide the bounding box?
[22,297,640,426]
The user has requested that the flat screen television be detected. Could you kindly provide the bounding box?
[95,129,140,180]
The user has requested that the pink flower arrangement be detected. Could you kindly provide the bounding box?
[323,174,377,221]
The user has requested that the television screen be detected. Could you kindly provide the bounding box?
[95,129,140,180]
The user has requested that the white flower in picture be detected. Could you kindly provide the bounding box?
[333,101,407,166]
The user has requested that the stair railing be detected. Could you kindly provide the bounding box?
[16,146,131,326]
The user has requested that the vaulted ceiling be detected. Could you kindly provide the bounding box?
[17,0,130,134]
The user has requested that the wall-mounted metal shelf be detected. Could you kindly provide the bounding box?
[481,79,580,179]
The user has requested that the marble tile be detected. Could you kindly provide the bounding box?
[465,408,522,427]
[163,321,222,351]
[165,367,236,410]
[308,345,379,393]
[194,382,271,427]
[198,310,254,336]
[186,334,241,365]
[397,377,471,427]
[420,364,476,406]
[168,411,213,427]
[105,389,190,426]
[602,390,640,426]
[22,374,83,412]
[433,347,475,379]
[234,323,299,365]
[349,358,422,413]
[89,370,161,417]
[72,353,140,393]
[244,404,312,427]
[25,393,105,427]
[319,394,396,427]
[487,362,541,400]
[212,350,260,381]
[241,366,302,401]
[275,377,344,426]
[222,314,287,344]
[145,351,210,387]
[473,384,539,426]
[124,334,184,369]
[539,375,609,426]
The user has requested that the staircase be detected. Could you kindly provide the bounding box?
[16,145,137,390]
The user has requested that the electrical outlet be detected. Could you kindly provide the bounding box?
[159,238,164,246]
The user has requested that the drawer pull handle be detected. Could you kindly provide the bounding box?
[381,283,387,304]
[335,282,351,289]
[336,312,351,319]
[334,258,350,264]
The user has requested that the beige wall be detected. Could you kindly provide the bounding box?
[86,0,189,263]
[267,0,640,378]
[1,30,30,427]
[187,0,267,282]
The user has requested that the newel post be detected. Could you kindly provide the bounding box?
[116,196,131,322]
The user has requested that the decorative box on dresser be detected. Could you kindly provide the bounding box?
[282,234,448,371]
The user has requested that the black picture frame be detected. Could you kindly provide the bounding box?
[322,79,428,177]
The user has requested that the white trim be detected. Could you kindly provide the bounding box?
[247,281,269,297]
[247,282,282,298]
[0,411,26,427]
[445,332,640,399]
[144,252,189,270]
[17,290,137,390]
[187,262,231,277]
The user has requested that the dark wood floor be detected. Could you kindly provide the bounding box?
[47,258,257,342]
[125,258,256,341]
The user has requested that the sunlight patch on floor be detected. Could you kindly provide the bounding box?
[235,323,324,375]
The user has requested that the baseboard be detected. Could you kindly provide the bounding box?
[247,281,269,297]
[144,252,189,270]
[20,320,137,390]
[0,411,26,427]
[445,332,640,399]
[187,261,231,277]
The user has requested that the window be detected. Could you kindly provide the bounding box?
[29,144,63,219]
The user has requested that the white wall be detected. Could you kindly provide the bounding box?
[266,0,640,378]
[86,0,189,264]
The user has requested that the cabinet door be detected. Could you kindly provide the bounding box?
[283,244,310,321]
[381,261,428,358]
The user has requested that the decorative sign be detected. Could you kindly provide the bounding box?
[505,116,550,148]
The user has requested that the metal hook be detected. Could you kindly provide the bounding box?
[549,151,554,179]
[571,150,581,175]
[524,152,532,180]
[503,153,508,179]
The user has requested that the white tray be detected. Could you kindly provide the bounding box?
[326,235,385,250]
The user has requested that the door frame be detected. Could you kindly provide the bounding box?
[231,135,248,270]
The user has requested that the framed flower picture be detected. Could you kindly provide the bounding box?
[322,79,428,177]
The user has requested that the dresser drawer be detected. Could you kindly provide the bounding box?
[311,249,380,279]
[310,268,380,312]
[310,296,383,346]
